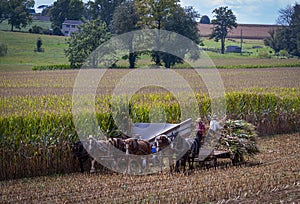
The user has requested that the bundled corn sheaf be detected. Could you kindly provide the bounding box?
[217,120,260,160]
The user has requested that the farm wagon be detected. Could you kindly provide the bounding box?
[89,118,235,173]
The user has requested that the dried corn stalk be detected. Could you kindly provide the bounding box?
[218,120,260,160]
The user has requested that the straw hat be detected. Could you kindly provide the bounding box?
[211,114,217,120]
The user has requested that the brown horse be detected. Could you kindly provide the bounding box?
[154,135,176,172]
[123,138,152,173]
[108,137,126,153]
[155,135,172,151]
[124,138,151,155]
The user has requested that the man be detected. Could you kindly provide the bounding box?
[198,115,227,161]
[209,115,226,133]
[196,117,206,143]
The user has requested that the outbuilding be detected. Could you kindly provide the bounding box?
[226,46,241,53]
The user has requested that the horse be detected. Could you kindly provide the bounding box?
[154,135,176,172]
[73,141,90,173]
[124,138,152,155]
[73,136,111,173]
[173,134,202,174]
[108,137,126,152]
[123,138,152,173]
[73,136,128,173]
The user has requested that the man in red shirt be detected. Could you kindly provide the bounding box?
[196,117,206,145]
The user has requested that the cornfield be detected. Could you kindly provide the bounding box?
[0,91,299,180]
[0,68,299,180]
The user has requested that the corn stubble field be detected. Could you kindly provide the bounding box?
[1,133,299,203]
[0,68,300,203]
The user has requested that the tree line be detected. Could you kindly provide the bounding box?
[264,3,300,58]
[64,0,238,68]
[65,0,203,68]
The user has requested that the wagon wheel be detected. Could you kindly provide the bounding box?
[231,153,244,165]
[116,158,128,173]
[128,158,142,174]
[211,157,217,167]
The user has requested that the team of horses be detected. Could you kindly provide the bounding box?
[73,134,203,174]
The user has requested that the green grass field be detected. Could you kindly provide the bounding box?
[0,28,300,71]
[201,38,273,58]
[0,20,52,32]
[0,31,68,71]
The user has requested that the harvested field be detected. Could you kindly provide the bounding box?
[198,23,281,39]
[0,68,299,96]
[1,133,299,203]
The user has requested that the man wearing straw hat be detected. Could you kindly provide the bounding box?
[209,114,226,134]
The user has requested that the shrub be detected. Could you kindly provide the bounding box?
[32,64,72,70]
[29,25,44,34]
[279,50,289,58]
[258,51,271,59]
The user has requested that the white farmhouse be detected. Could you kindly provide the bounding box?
[61,20,83,36]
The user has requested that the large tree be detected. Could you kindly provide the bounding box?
[273,3,300,57]
[86,0,125,27]
[277,4,294,26]
[135,0,179,29]
[200,15,210,24]
[264,29,284,54]
[0,0,5,22]
[135,0,179,65]
[289,4,300,57]
[65,19,111,68]
[110,1,140,68]
[160,6,201,68]
[4,0,35,31]
[210,6,237,54]
[50,0,84,30]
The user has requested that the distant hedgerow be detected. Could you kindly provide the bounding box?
[32,64,72,70]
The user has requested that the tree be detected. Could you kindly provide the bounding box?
[136,0,179,29]
[160,6,201,68]
[264,29,284,54]
[290,4,300,57]
[4,0,35,31]
[277,4,294,26]
[41,5,52,16]
[274,3,300,57]
[50,0,84,30]
[36,37,43,52]
[210,6,237,54]
[135,0,179,65]
[0,0,6,22]
[111,1,140,68]
[65,19,111,68]
[200,15,210,24]
[86,0,125,27]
